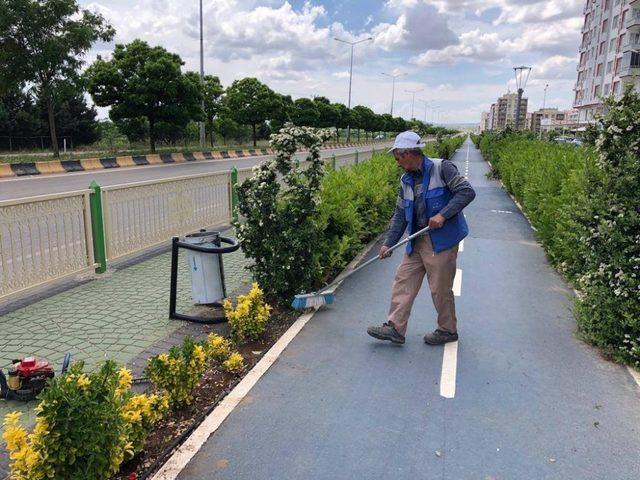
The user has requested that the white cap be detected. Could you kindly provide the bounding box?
[387,130,425,153]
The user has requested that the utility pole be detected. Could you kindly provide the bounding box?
[539,83,549,139]
[199,0,205,148]
[513,65,532,130]
[334,37,373,141]
[405,88,424,120]
[420,100,430,123]
[381,72,407,116]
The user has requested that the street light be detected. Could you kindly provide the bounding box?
[419,99,430,123]
[199,0,205,148]
[334,36,373,141]
[405,88,424,120]
[540,83,549,139]
[513,65,532,130]
[381,72,407,116]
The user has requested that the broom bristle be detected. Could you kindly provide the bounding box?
[291,292,335,310]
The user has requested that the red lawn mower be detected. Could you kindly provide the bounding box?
[0,354,70,402]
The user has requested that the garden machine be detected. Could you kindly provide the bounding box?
[0,353,71,402]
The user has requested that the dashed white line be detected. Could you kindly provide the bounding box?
[440,341,459,398]
[453,268,462,296]
[459,239,464,252]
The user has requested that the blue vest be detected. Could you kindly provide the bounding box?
[401,156,469,255]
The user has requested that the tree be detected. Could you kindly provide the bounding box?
[0,0,114,156]
[291,98,320,127]
[333,103,350,141]
[37,89,100,145]
[224,78,279,147]
[314,97,340,133]
[269,94,293,134]
[352,105,375,140]
[212,104,243,145]
[86,40,204,153]
[186,72,223,147]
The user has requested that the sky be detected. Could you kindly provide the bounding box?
[80,0,585,124]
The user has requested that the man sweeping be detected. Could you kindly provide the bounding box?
[367,131,476,345]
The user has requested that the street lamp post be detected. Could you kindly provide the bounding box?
[513,65,532,130]
[419,100,430,123]
[405,88,424,120]
[539,83,549,139]
[381,72,407,116]
[199,0,205,148]
[334,36,373,141]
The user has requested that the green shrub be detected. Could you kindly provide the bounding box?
[315,152,399,280]
[478,87,640,365]
[145,337,207,408]
[222,352,245,374]
[3,361,130,480]
[234,126,333,299]
[223,282,271,342]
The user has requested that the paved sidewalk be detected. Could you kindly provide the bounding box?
[174,139,640,479]
[0,228,252,473]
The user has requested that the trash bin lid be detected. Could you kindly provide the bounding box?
[183,230,220,245]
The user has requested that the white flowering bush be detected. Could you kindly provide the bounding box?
[572,86,640,363]
[234,125,333,299]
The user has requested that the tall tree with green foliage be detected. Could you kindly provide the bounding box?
[86,40,203,153]
[291,97,320,127]
[0,0,114,156]
[186,72,224,147]
[224,77,279,147]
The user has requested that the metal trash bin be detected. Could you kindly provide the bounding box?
[184,231,225,304]
[169,230,240,324]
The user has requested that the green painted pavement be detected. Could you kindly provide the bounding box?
[0,230,253,436]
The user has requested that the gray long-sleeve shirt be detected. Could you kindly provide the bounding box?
[384,159,476,247]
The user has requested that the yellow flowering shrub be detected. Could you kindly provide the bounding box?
[223,283,272,342]
[223,352,246,374]
[206,333,231,362]
[145,337,207,409]
[122,393,169,457]
[3,361,130,480]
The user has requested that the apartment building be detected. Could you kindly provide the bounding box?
[495,92,528,129]
[529,108,566,134]
[479,111,490,132]
[574,0,640,123]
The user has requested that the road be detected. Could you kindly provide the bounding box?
[158,138,640,480]
[0,144,387,201]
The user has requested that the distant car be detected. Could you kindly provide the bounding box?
[554,136,570,143]
[374,134,384,139]
[569,138,583,146]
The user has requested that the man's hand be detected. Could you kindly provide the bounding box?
[379,245,393,259]
[428,213,446,229]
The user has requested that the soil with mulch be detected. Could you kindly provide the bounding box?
[116,302,300,480]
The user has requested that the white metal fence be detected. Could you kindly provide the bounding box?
[0,148,376,301]
[0,191,95,301]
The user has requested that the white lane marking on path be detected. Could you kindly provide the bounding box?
[440,341,459,398]
[491,209,514,214]
[459,239,464,252]
[628,366,640,388]
[453,269,462,296]
[151,310,317,480]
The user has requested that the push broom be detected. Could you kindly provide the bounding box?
[291,225,431,310]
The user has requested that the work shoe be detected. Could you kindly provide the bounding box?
[367,322,405,344]
[424,329,458,345]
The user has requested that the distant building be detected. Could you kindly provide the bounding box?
[574,0,640,125]
[488,103,496,130]
[494,92,528,130]
[479,112,490,132]
[529,108,566,135]
[540,108,582,134]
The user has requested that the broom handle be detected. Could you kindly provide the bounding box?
[318,226,431,293]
